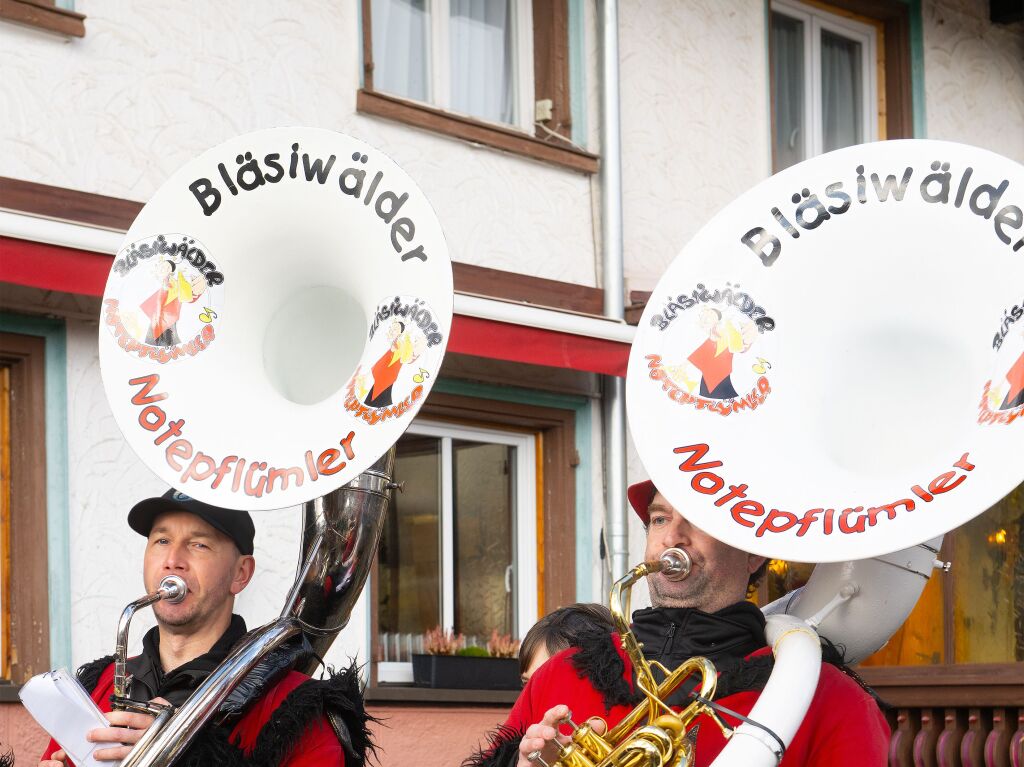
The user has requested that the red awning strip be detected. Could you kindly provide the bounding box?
[0,236,629,377]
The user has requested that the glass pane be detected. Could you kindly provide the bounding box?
[952,484,1024,663]
[449,0,516,125]
[820,29,863,153]
[377,434,440,658]
[771,12,806,172]
[372,0,430,103]
[453,441,515,641]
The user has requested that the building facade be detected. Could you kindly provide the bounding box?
[0,0,1022,764]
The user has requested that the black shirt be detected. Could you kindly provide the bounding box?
[125,614,248,707]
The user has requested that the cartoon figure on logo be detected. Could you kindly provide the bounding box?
[686,306,758,399]
[996,330,1024,411]
[140,257,208,346]
[362,320,426,408]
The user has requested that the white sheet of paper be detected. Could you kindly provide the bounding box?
[19,669,118,767]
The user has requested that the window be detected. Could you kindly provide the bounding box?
[371,0,534,132]
[375,420,538,683]
[0,332,50,684]
[771,0,878,171]
[359,0,598,173]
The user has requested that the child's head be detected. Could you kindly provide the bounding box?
[518,603,615,683]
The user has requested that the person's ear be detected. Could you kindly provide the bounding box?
[231,555,256,595]
[748,554,767,575]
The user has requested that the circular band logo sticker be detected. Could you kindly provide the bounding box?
[102,233,225,364]
[644,280,777,417]
[344,295,445,426]
[979,299,1024,426]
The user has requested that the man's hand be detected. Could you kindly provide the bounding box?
[39,748,67,766]
[86,698,170,761]
[516,705,608,767]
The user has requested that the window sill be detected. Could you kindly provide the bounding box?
[365,684,519,706]
[0,683,22,703]
[357,90,599,175]
[0,0,85,37]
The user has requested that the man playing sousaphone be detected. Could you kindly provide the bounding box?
[39,490,372,767]
[467,481,889,767]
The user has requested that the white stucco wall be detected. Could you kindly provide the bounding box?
[64,321,367,671]
[0,1,596,285]
[922,0,1024,163]
[618,0,772,294]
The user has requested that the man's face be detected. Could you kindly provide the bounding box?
[644,492,764,613]
[142,511,254,631]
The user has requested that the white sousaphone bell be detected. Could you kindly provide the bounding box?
[627,139,1024,765]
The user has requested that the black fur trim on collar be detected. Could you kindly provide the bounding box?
[820,636,890,712]
[461,723,525,767]
[0,747,12,767]
[177,664,377,767]
[568,629,637,709]
[77,654,116,693]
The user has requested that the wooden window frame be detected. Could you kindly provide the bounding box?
[368,389,577,689]
[0,332,50,684]
[769,0,914,171]
[359,0,598,174]
[0,0,85,37]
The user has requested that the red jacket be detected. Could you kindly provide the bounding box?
[42,662,343,766]
[506,639,889,767]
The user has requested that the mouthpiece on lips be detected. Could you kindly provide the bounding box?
[659,547,692,580]
[158,575,188,604]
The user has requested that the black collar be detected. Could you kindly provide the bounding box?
[631,602,767,667]
[126,614,248,707]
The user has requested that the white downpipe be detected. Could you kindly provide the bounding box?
[599,0,629,583]
[711,614,821,766]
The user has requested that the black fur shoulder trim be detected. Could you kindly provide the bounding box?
[0,747,13,767]
[820,637,890,712]
[710,654,774,699]
[461,723,525,767]
[179,664,377,767]
[568,629,638,710]
[76,654,116,693]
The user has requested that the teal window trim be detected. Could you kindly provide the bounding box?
[568,0,588,147]
[897,0,927,138]
[431,378,596,603]
[0,313,71,672]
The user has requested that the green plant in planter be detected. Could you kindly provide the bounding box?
[457,646,490,657]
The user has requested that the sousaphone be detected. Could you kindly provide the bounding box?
[91,127,452,765]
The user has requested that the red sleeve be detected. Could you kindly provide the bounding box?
[279,719,346,767]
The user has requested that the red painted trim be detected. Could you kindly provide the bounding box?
[450,315,628,378]
[1,236,110,296]
[2,237,630,377]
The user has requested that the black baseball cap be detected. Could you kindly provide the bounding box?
[128,489,255,555]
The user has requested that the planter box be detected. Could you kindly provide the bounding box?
[411,654,521,691]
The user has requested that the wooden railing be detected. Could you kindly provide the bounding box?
[858,664,1024,766]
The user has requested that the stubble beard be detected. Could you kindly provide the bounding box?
[648,567,713,610]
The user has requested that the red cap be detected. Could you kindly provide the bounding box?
[627,479,657,525]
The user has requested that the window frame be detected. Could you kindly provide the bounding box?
[368,388,578,689]
[0,332,51,685]
[359,0,598,174]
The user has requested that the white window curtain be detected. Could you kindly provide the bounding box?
[772,13,806,171]
[372,0,430,103]
[820,29,863,153]
[449,0,516,125]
